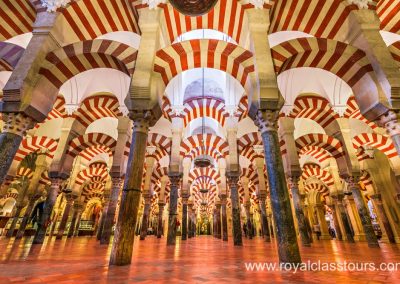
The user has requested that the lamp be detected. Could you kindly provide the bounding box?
[169,0,218,16]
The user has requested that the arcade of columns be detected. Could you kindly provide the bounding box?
[1,0,400,267]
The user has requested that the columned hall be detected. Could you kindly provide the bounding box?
[0,0,400,282]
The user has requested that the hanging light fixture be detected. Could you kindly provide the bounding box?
[194,68,212,168]
[169,0,218,16]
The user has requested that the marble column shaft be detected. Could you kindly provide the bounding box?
[347,177,379,247]
[215,204,221,239]
[109,116,149,266]
[100,177,123,245]
[226,172,242,246]
[157,203,165,238]
[181,198,188,240]
[68,204,80,238]
[335,195,355,242]
[255,110,301,264]
[33,178,62,244]
[140,197,151,240]
[16,195,40,239]
[371,194,395,243]
[6,205,24,238]
[167,173,182,246]
[245,203,252,239]
[329,205,343,241]
[56,194,75,240]
[220,195,228,241]
[258,197,270,242]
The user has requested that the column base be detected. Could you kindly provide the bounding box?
[354,234,366,242]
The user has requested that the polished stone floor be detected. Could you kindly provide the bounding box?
[0,235,399,283]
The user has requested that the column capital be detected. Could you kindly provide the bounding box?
[369,193,382,202]
[287,175,300,189]
[254,109,279,134]
[226,171,240,187]
[111,176,124,187]
[2,113,35,137]
[168,172,182,186]
[344,175,360,190]
[377,110,400,137]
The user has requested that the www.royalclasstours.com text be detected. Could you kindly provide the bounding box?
[244,260,400,273]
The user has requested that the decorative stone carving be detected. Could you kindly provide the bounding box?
[2,113,35,137]
[142,0,166,9]
[254,110,279,134]
[247,0,269,9]
[169,0,218,16]
[41,0,71,12]
[378,110,400,137]
[347,0,372,9]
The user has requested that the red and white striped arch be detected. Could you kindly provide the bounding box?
[187,146,223,162]
[151,166,169,185]
[270,0,365,40]
[146,147,169,162]
[39,171,51,186]
[16,166,34,179]
[240,146,263,163]
[82,182,105,197]
[299,145,332,163]
[237,95,249,121]
[352,133,399,166]
[148,133,172,153]
[302,164,335,187]
[66,133,116,159]
[180,134,229,158]
[73,94,122,128]
[0,0,36,41]
[79,145,114,163]
[75,162,109,186]
[182,98,227,127]
[360,171,373,190]
[35,96,67,129]
[303,183,329,197]
[296,133,344,159]
[39,39,137,89]
[271,37,374,88]
[389,41,400,64]
[14,136,58,162]
[158,0,253,44]
[189,167,221,184]
[237,132,262,152]
[376,0,400,34]
[343,96,378,129]
[0,42,25,71]
[154,39,255,87]
[240,167,259,185]
[58,0,139,43]
[290,95,339,128]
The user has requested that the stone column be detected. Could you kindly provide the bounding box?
[315,204,331,240]
[220,194,228,241]
[157,203,165,238]
[68,203,82,238]
[33,177,63,244]
[181,197,188,240]
[73,207,83,237]
[370,193,395,243]
[140,194,151,240]
[255,110,301,264]
[329,204,343,241]
[215,202,222,239]
[100,177,123,245]
[167,173,182,246]
[16,193,41,239]
[226,172,242,246]
[335,195,355,242]
[0,113,35,184]
[288,176,311,246]
[346,177,379,247]
[244,202,252,239]
[56,193,75,240]
[110,114,151,266]
[6,204,25,238]
[378,110,400,161]
[258,195,270,242]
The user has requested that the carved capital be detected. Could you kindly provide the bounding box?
[168,172,182,186]
[378,110,400,137]
[226,171,240,188]
[345,176,360,190]
[287,175,300,189]
[369,193,382,202]
[111,177,124,189]
[2,113,35,137]
[41,0,71,12]
[129,109,159,132]
[254,109,279,134]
